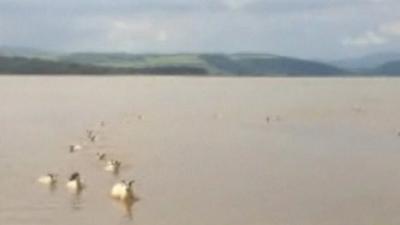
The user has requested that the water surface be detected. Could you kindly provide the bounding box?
[1,76,400,225]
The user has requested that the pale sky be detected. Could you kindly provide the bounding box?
[0,0,399,59]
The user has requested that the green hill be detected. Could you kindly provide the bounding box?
[0,56,207,75]
[200,54,345,75]
[59,53,207,68]
[0,47,350,76]
[57,53,346,76]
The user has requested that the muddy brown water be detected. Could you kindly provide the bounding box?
[1,76,400,225]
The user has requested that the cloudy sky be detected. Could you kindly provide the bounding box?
[0,0,399,59]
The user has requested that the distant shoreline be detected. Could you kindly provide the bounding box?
[0,73,399,77]
[0,53,400,76]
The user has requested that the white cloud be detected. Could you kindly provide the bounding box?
[222,0,256,10]
[0,0,399,58]
[108,20,168,43]
[342,20,400,48]
[342,31,387,47]
[157,30,168,42]
[379,21,400,36]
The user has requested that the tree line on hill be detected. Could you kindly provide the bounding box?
[0,48,399,76]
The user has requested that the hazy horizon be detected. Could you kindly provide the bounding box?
[0,0,399,60]
[2,45,400,63]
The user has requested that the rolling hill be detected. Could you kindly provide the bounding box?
[57,53,346,76]
[372,60,400,75]
[331,52,400,71]
[0,56,207,75]
[0,46,358,76]
[200,54,345,75]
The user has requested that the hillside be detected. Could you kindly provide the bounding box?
[59,53,208,68]
[332,52,400,70]
[0,47,349,75]
[200,54,345,75]
[372,60,400,75]
[58,53,346,76]
[0,56,207,75]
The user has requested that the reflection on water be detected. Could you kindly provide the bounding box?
[70,190,83,211]
[48,183,57,194]
[112,197,138,220]
[112,170,120,177]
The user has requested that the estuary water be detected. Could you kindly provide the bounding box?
[1,76,400,225]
